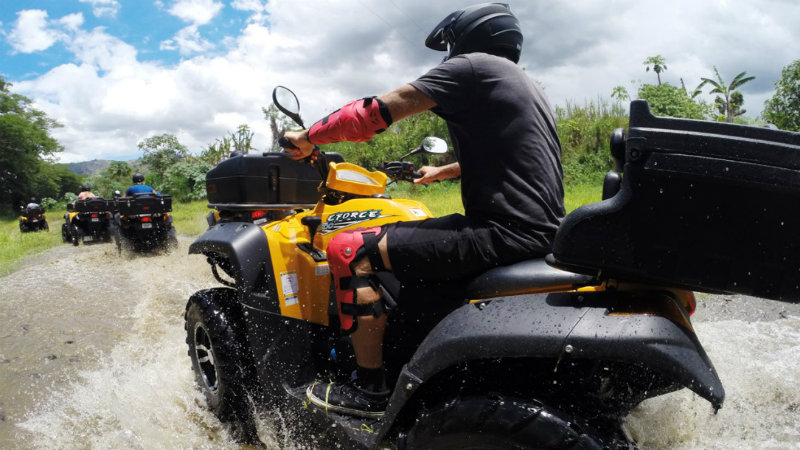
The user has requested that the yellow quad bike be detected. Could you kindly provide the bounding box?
[62,198,114,246]
[19,203,48,232]
[184,87,800,449]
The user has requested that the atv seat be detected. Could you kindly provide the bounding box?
[465,257,596,299]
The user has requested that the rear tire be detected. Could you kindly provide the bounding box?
[185,289,257,423]
[61,223,70,242]
[404,395,606,450]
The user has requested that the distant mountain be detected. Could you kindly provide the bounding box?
[67,159,111,175]
[67,159,143,176]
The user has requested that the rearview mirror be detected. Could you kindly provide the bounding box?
[400,136,449,161]
[272,86,305,128]
[421,136,447,154]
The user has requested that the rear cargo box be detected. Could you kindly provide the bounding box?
[116,195,172,215]
[74,198,112,213]
[24,206,44,217]
[552,100,800,302]
[205,152,343,209]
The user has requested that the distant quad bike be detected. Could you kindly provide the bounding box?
[184,88,800,449]
[19,204,49,232]
[114,193,178,252]
[62,198,114,246]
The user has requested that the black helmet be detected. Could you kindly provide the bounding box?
[81,184,90,192]
[133,172,144,183]
[425,3,523,63]
[30,196,38,203]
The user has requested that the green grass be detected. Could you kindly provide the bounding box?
[0,183,603,277]
[0,202,211,276]
[0,216,63,276]
[565,183,602,213]
[171,200,211,236]
[385,181,464,216]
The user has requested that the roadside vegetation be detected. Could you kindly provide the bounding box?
[2,56,798,274]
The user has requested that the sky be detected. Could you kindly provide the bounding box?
[1,0,798,163]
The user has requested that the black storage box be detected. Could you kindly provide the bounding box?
[116,195,172,215]
[74,198,112,213]
[552,100,800,302]
[24,206,44,216]
[205,152,343,209]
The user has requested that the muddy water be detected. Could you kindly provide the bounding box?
[1,240,799,449]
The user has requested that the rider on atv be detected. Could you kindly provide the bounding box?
[77,184,96,200]
[282,2,565,418]
[125,172,158,197]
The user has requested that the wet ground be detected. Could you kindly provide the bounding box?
[1,240,798,449]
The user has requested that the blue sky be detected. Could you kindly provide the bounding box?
[1,0,799,163]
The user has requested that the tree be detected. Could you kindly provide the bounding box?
[138,134,188,179]
[643,55,668,85]
[680,78,704,99]
[263,103,296,151]
[0,76,63,211]
[611,86,630,104]
[230,124,255,154]
[762,60,800,131]
[638,83,709,120]
[200,124,258,165]
[161,160,213,201]
[88,161,134,197]
[699,66,755,122]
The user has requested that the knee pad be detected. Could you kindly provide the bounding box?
[327,226,388,333]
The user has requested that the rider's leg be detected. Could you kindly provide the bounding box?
[349,235,390,369]
[306,231,393,418]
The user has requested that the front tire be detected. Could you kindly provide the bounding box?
[185,289,257,422]
[404,395,606,450]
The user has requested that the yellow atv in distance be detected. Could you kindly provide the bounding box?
[62,198,114,246]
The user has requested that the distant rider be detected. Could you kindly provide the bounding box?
[283,3,565,418]
[25,196,41,211]
[76,184,96,200]
[124,173,158,196]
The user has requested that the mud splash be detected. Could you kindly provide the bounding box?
[1,243,799,449]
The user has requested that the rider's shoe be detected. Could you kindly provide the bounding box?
[306,379,389,419]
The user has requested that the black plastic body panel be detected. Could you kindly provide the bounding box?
[189,222,269,296]
[553,100,800,301]
[371,291,722,445]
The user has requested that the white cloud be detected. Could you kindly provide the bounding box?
[161,25,215,55]
[7,10,64,53]
[6,0,800,164]
[230,0,266,13]
[78,0,121,18]
[167,0,224,25]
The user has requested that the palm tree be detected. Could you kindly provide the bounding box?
[680,78,704,99]
[611,85,630,103]
[643,55,668,85]
[699,66,755,122]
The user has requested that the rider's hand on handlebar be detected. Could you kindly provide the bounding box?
[413,166,443,185]
[281,130,314,160]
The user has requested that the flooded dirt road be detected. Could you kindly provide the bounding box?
[1,239,799,449]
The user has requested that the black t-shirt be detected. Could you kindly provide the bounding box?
[410,53,565,253]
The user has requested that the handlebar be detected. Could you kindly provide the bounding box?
[279,136,422,184]
[377,161,422,182]
[278,136,329,181]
